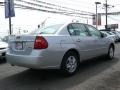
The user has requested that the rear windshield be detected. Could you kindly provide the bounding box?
[31,24,63,34]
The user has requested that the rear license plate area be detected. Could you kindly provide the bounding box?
[15,42,24,50]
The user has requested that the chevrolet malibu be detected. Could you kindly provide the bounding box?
[6,22,115,75]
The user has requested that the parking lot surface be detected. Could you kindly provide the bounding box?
[0,44,120,90]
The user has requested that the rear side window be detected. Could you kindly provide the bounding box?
[68,23,89,36]
[31,24,63,34]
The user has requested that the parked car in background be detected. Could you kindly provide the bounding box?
[117,31,120,34]
[100,31,116,42]
[100,29,119,42]
[2,35,11,43]
[0,37,8,59]
[111,31,120,42]
[7,22,115,75]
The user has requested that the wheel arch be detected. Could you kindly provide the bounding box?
[61,48,80,67]
[110,43,115,51]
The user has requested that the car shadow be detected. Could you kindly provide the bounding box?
[0,57,119,90]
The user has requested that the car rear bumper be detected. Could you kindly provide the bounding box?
[6,53,60,69]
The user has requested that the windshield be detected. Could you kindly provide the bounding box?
[31,24,63,35]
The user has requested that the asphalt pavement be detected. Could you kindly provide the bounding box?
[0,43,120,90]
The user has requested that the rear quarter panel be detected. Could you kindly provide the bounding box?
[43,35,78,68]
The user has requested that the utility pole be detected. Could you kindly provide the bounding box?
[103,0,114,29]
[96,2,97,28]
[95,2,101,29]
[105,0,108,29]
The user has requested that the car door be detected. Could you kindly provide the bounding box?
[85,25,108,56]
[67,23,97,61]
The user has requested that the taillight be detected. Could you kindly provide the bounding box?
[34,36,48,49]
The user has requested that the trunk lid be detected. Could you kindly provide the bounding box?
[9,35,36,55]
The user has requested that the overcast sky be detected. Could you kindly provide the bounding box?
[0,0,120,36]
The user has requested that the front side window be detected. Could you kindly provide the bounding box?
[68,23,89,37]
[86,25,101,38]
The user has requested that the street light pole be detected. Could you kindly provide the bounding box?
[95,2,101,29]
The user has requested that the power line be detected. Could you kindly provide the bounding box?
[15,0,92,16]
[0,0,93,19]
[14,3,92,19]
[56,0,89,5]
[50,0,95,9]
[31,0,94,15]
[100,12,120,16]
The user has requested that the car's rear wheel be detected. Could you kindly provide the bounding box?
[61,51,79,75]
[107,45,114,59]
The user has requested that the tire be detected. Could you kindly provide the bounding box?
[107,45,114,59]
[61,51,79,75]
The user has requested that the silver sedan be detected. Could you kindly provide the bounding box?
[6,22,115,75]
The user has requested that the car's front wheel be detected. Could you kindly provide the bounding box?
[61,51,79,75]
